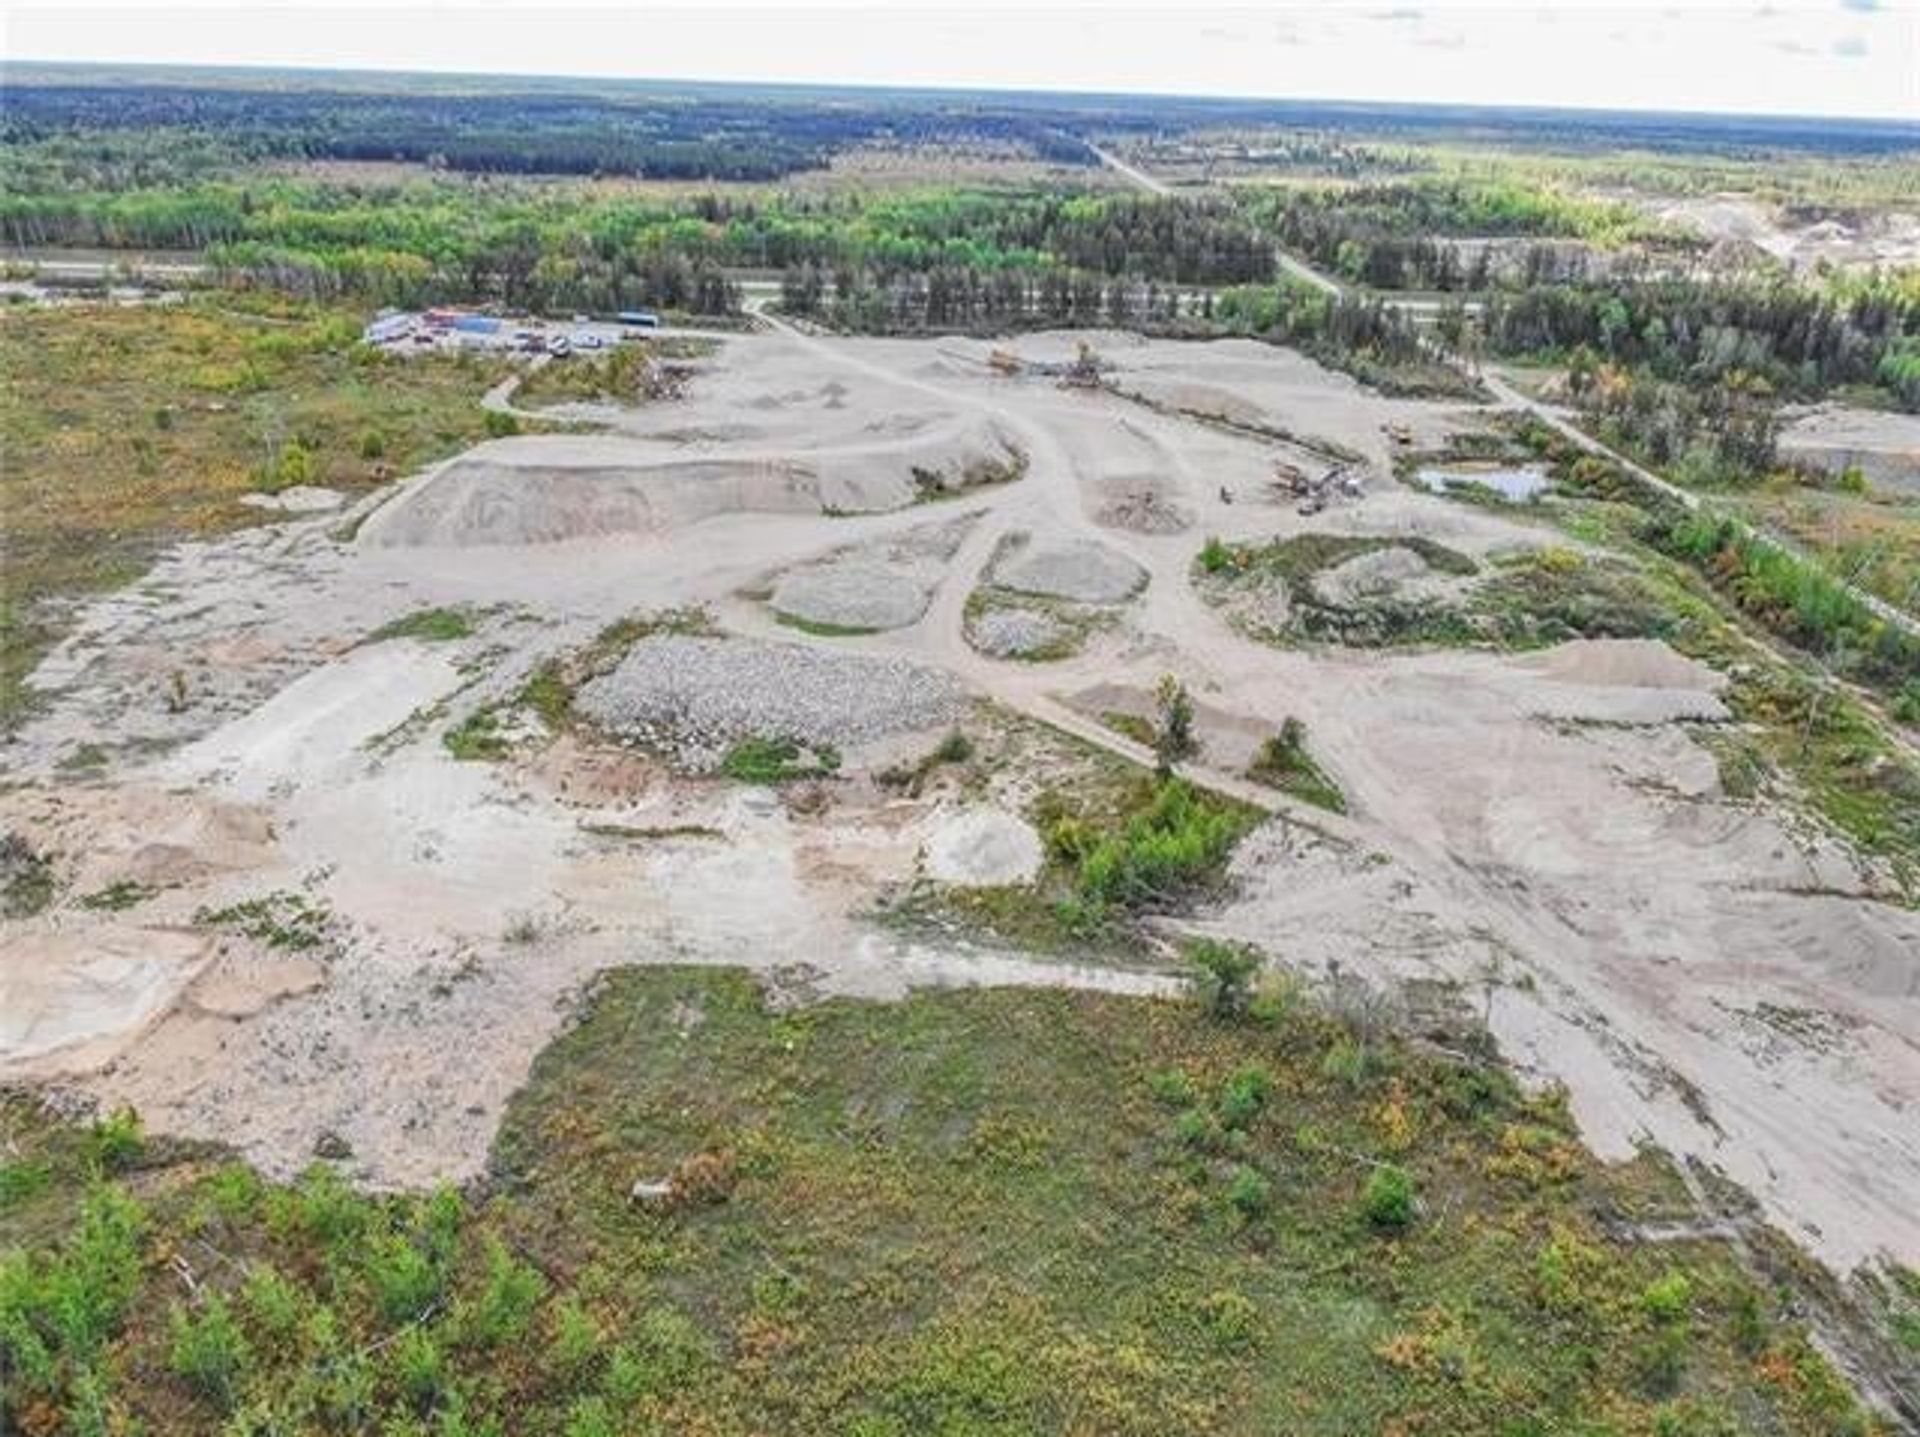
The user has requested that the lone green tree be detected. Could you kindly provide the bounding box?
[1153,675,1198,776]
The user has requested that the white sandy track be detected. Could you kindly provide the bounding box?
[5,317,1918,1280]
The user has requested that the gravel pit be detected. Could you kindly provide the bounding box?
[576,635,965,770]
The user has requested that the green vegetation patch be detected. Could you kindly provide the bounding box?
[1200,531,1676,652]
[718,736,841,784]
[1247,719,1347,814]
[0,968,1882,1436]
[0,831,56,919]
[899,771,1262,953]
[193,891,333,952]
[442,705,511,762]
[367,607,475,644]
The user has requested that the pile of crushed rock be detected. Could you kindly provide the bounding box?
[576,636,964,770]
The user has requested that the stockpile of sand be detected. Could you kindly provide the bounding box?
[920,806,1044,885]
[990,535,1147,603]
[362,421,1022,548]
[576,636,964,769]
[1516,639,1724,692]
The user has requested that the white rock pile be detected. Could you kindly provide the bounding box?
[577,636,964,770]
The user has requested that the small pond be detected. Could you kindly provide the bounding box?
[1413,463,1550,502]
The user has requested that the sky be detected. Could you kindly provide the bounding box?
[7,1,1918,122]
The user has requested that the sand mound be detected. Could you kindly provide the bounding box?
[577,636,964,769]
[1312,546,1462,609]
[772,563,932,632]
[363,421,1019,548]
[1517,639,1724,693]
[921,807,1044,885]
[991,536,1147,604]
[1,927,214,1076]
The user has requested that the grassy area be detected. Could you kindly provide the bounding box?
[1198,532,1673,651]
[1724,479,1920,622]
[0,968,1887,1435]
[897,770,1264,953]
[0,297,512,727]
[367,607,476,644]
[718,736,842,784]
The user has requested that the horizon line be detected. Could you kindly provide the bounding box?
[6,55,1918,131]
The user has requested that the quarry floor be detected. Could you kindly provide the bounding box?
[3,320,1916,1276]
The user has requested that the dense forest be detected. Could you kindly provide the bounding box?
[1,81,1098,182]
[0,178,1272,314]
[1479,279,1920,399]
[1236,180,1695,292]
[5,69,1917,412]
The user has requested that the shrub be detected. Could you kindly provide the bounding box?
[255,437,316,494]
[0,1159,50,1209]
[1320,1038,1373,1090]
[1640,1271,1692,1325]
[549,1296,603,1382]
[1217,1064,1272,1130]
[1187,938,1262,1019]
[1226,1165,1273,1219]
[564,1396,618,1437]
[168,1295,251,1408]
[390,1326,446,1413]
[366,1230,444,1323]
[933,729,974,764]
[1147,1067,1198,1107]
[483,409,521,437]
[277,1163,367,1249]
[1197,536,1236,575]
[1362,1164,1415,1229]
[459,1236,545,1349]
[358,429,387,460]
[1072,779,1248,914]
[240,1266,303,1349]
[1196,1289,1260,1351]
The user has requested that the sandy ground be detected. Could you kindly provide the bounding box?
[1654,195,1920,272]
[1780,404,1920,494]
[4,321,1917,1277]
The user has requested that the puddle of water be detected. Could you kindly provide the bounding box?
[1415,463,1550,501]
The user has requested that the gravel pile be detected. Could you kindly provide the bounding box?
[577,636,964,769]
[991,536,1147,603]
[771,563,933,632]
[968,607,1068,659]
